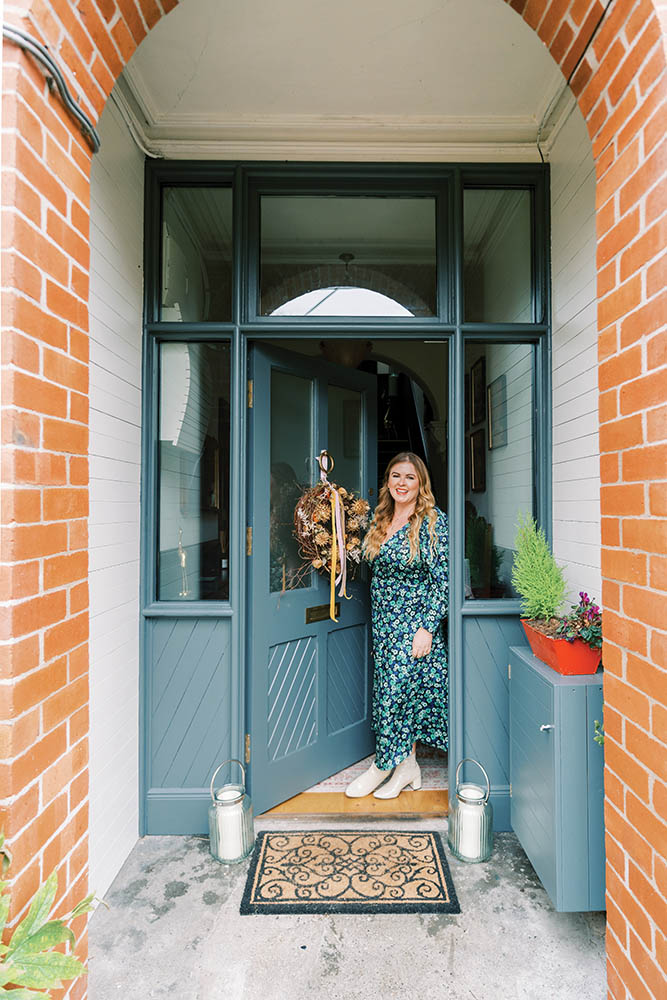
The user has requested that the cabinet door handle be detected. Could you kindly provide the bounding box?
[540,724,555,732]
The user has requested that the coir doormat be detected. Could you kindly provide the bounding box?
[240,830,460,915]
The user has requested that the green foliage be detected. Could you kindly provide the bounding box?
[593,719,605,746]
[511,512,566,620]
[0,831,95,996]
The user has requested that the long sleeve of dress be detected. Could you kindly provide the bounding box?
[420,510,449,634]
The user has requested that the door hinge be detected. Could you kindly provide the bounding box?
[247,379,254,408]
[508,662,511,679]
[509,783,512,798]
[244,733,251,764]
[246,525,253,556]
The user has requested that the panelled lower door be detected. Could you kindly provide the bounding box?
[248,345,377,813]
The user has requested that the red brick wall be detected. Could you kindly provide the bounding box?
[0,4,179,996]
[0,2,665,998]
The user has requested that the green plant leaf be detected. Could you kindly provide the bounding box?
[0,989,50,998]
[6,873,58,957]
[0,962,27,986]
[68,892,97,920]
[11,919,75,958]
[7,950,87,990]
[0,890,10,937]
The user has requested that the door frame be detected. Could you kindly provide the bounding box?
[245,342,378,811]
[139,162,551,834]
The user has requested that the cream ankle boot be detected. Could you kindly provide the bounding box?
[372,752,421,798]
[345,760,391,798]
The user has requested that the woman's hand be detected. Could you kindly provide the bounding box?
[412,627,433,658]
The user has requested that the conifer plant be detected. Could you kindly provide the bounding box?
[511,512,566,626]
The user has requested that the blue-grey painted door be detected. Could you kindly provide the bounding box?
[248,345,377,813]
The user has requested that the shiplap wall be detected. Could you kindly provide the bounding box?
[89,97,143,897]
[549,103,601,604]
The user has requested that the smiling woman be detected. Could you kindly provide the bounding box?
[347,452,449,799]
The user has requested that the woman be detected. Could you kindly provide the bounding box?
[346,452,449,799]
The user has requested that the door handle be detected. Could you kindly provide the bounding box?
[540,724,555,732]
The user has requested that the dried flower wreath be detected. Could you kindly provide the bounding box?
[292,451,371,619]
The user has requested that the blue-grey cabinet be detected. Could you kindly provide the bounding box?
[509,645,605,912]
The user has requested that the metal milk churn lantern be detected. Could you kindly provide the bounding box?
[208,759,255,864]
[448,758,493,863]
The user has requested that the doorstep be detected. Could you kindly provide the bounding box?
[260,788,448,817]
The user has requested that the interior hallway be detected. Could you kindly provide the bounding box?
[88,816,606,1000]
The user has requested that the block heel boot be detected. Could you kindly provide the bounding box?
[345,761,392,798]
[373,752,421,799]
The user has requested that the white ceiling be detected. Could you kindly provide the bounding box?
[118,0,571,160]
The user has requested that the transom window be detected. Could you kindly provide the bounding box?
[259,194,437,317]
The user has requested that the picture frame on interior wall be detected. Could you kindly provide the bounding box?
[471,358,486,425]
[470,429,486,492]
[487,374,508,449]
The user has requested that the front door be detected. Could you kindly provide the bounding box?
[247,345,377,813]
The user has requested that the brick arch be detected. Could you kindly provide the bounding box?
[2,3,666,998]
[261,264,433,316]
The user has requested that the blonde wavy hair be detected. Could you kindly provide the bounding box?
[363,452,438,563]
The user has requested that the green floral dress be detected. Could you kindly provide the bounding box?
[369,508,449,770]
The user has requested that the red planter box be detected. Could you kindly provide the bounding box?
[520,620,601,675]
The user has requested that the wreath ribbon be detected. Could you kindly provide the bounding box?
[319,451,351,621]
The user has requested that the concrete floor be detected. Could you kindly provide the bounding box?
[89,816,607,1000]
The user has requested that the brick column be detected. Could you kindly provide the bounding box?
[508,2,667,996]
[0,4,178,996]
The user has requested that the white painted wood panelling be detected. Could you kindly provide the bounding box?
[549,104,601,605]
[89,97,143,898]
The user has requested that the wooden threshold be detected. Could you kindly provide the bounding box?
[261,789,448,817]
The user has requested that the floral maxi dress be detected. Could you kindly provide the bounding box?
[370,508,449,770]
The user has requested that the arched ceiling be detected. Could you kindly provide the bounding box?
[118,0,571,159]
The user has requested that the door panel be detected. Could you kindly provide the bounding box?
[267,636,318,761]
[327,625,368,735]
[248,344,377,813]
[145,616,233,834]
[461,615,525,831]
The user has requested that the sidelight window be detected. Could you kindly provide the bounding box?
[157,341,231,600]
[463,340,535,600]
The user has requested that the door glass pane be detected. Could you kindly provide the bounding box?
[161,187,233,321]
[327,385,362,496]
[158,342,231,600]
[260,196,437,317]
[464,189,532,323]
[271,370,313,592]
[464,341,534,600]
